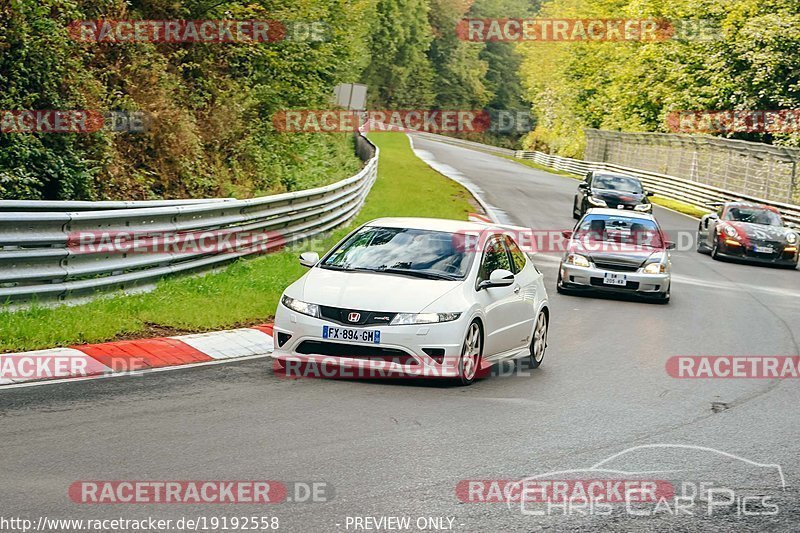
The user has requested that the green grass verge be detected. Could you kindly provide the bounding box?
[0,133,475,353]
[649,196,710,219]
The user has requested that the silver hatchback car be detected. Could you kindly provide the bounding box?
[557,209,675,303]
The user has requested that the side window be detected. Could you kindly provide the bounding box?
[505,236,527,274]
[478,237,512,283]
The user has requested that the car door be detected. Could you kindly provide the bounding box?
[474,235,520,357]
[504,236,539,350]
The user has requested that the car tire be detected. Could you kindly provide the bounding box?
[572,197,581,219]
[696,230,710,254]
[528,311,548,369]
[457,321,482,386]
[556,270,568,294]
[711,238,721,260]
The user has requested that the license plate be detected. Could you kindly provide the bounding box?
[753,245,774,254]
[603,272,628,286]
[322,325,381,344]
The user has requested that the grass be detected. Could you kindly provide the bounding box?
[0,133,474,353]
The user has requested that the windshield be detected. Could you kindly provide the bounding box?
[724,206,783,226]
[576,214,664,248]
[593,174,643,193]
[321,226,475,280]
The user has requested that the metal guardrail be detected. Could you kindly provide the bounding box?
[403,129,800,225]
[584,128,800,205]
[0,131,378,304]
[410,132,516,157]
[515,150,800,226]
[0,198,235,212]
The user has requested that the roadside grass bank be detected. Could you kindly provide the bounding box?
[0,133,474,353]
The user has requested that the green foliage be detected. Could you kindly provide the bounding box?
[0,0,371,200]
[519,0,800,156]
[0,132,474,352]
[362,0,437,107]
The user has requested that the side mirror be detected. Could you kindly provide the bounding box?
[708,213,719,219]
[645,191,655,197]
[478,269,515,290]
[578,183,590,190]
[665,241,676,250]
[299,251,320,267]
[561,230,574,239]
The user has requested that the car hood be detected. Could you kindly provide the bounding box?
[727,221,792,241]
[592,189,646,205]
[571,241,659,267]
[293,268,461,313]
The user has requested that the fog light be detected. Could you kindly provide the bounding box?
[277,332,292,347]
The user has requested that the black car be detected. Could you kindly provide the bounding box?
[697,202,799,268]
[573,171,654,219]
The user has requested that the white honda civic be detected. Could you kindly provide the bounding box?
[271,217,550,385]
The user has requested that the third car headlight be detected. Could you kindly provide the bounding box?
[787,232,798,245]
[566,253,591,267]
[587,197,607,207]
[281,295,320,318]
[634,204,652,212]
[643,262,666,274]
[390,312,462,325]
[723,225,738,239]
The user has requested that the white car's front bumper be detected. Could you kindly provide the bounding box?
[560,263,670,297]
[271,303,470,378]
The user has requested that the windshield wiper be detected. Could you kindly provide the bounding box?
[345,266,457,280]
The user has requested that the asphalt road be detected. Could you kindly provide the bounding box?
[1,135,798,532]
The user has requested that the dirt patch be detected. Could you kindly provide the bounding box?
[110,320,272,342]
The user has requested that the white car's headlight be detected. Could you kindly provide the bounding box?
[281,295,320,318]
[634,204,652,212]
[587,197,607,207]
[787,232,798,245]
[643,262,666,274]
[566,253,591,267]
[390,312,461,325]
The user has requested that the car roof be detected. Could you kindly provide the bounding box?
[582,208,656,220]
[593,171,641,180]
[723,201,780,213]
[364,217,492,233]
